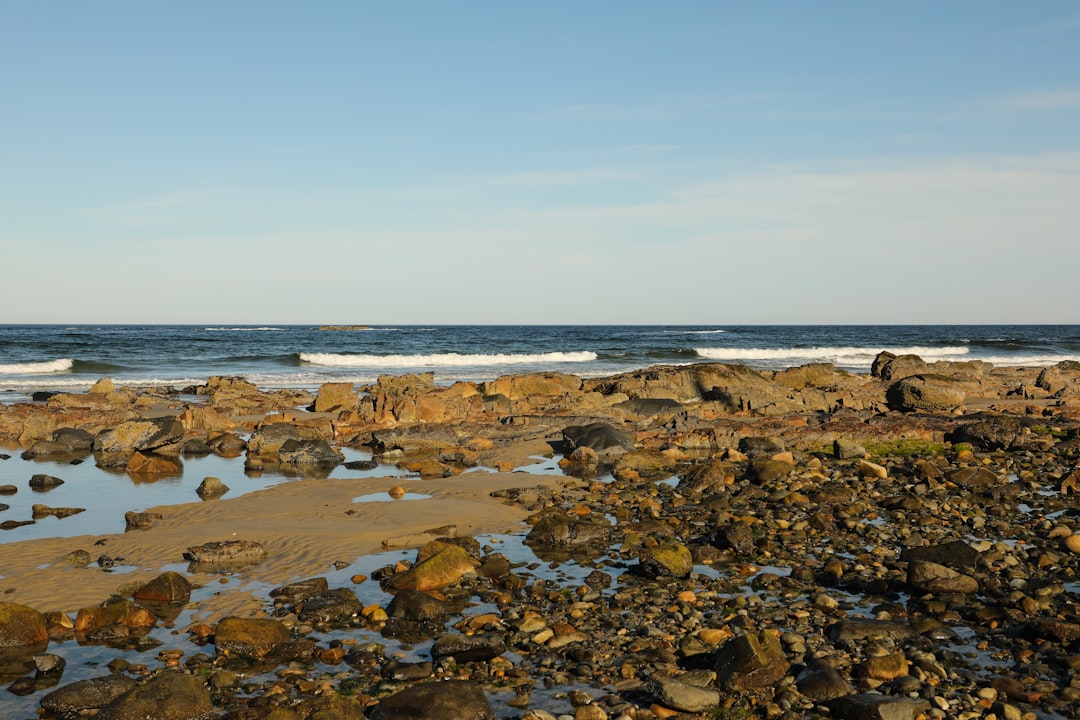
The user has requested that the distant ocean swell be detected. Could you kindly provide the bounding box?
[299,351,598,368]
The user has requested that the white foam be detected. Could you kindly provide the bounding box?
[204,327,285,332]
[299,351,598,368]
[694,346,972,365]
[975,354,1080,367]
[674,329,727,335]
[0,359,74,374]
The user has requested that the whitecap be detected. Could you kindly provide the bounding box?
[0,359,74,374]
[299,351,598,368]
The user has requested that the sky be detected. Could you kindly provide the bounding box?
[2,2,1079,324]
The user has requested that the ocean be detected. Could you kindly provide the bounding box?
[2,324,1079,404]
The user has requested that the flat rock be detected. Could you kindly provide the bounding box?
[184,540,265,563]
[825,694,931,720]
[94,670,213,720]
[40,675,138,715]
[368,679,493,720]
[650,674,721,713]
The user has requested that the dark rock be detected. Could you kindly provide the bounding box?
[613,397,682,416]
[367,680,493,720]
[678,461,731,496]
[195,476,229,498]
[94,670,213,720]
[0,602,49,647]
[638,542,693,578]
[900,541,980,572]
[833,438,866,459]
[215,616,291,658]
[829,619,917,645]
[270,577,330,604]
[949,417,1024,451]
[524,511,611,549]
[871,351,896,378]
[124,511,162,529]
[382,659,434,681]
[945,466,1002,488]
[40,675,138,715]
[712,523,756,554]
[386,589,448,623]
[29,474,65,490]
[278,438,344,467]
[184,540,265,563]
[885,374,965,412]
[297,588,362,624]
[562,422,634,452]
[133,572,192,604]
[825,694,930,720]
[207,432,246,456]
[739,436,786,457]
[344,459,379,471]
[749,458,795,483]
[713,630,790,691]
[246,423,304,457]
[0,485,16,495]
[431,632,506,663]
[879,354,928,381]
[796,659,854,700]
[180,438,213,456]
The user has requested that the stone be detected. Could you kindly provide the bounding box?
[32,504,85,519]
[246,423,304,457]
[825,694,930,720]
[650,674,720,713]
[885,374,965,412]
[214,616,291,657]
[713,629,790,691]
[907,560,978,594]
[94,417,185,463]
[29,474,64,490]
[638,542,693,579]
[314,382,359,412]
[879,354,928,381]
[367,679,493,720]
[133,572,192,604]
[431,632,506,663]
[125,451,182,476]
[94,670,213,720]
[834,438,866,459]
[712,523,756,554]
[269,577,330,604]
[829,619,917,645]
[278,438,344,467]
[796,659,854,700]
[388,544,476,592]
[562,422,634,452]
[525,512,611,549]
[386,589,448,623]
[945,466,1002,488]
[184,540,265,563]
[74,601,156,635]
[856,652,910,680]
[195,476,229,498]
[297,588,363,624]
[0,602,48,647]
[40,675,138,715]
[900,541,980,572]
[124,511,163,529]
[749,458,795,483]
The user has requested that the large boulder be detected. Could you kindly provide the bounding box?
[278,439,344,467]
[562,422,634,452]
[314,382,360,412]
[214,617,291,658]
[133,572,192,605]
[368,680,493,720]
[878,354,928,381]
[638,542,693,578]
[21,427,95,459]
[388,544,476,592]
[0,602,48,647]
[94,670,213,720]
[714,630,790,691]
[885,374,965,412]
[482,372,582,400]
[94,417,185,466]
[296,588,362,624]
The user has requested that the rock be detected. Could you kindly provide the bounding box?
[796,659,854,700]
[94,417,185,465]
[382,659,434,681]
[879,354,928,381]
[88,377,117,394]
[94,670,213,720]
[711,523,756,554]
[29,474,64,490]
[900,541,980,572]
[0,484,16,494]
[40,675,138,715]
[650,674,720,713]
[858,459,888,479]
[32,504,85,519]
[749,458,795,483]
[638,542,693,579]
[214,616,291,657]
[739,436,786,457]
[855,652,910,680]
[833,438,866,459]
[431,632,506,663]
[367,679,493,720]
[195,476,229,498]
[829,619,917,645]
[207,432,246,456]
[34,653,65,674]
[871,351,896,377]
[945,466,1002,488]
[678,461,731,496]
[246,423,304,457]
[297,588,362,624]
[562,423,634,452]
[949,417,1024,451]
[180,438,213,456]
[184,540,265,563]
[388,544,476,592]
[314,382,359,412]
[125,451,182,477]
[0,602,48,647]
[278,438,344,467]
[22,428,95,459]
[713,629,790,691]
[825,694,930,720]
[386,590,448,623]
[74,601,155,634]
[885,374,965,412]
[269,577,330,604]
[124,511,163,529]
[133,572,192,604]
[524,512,611,549]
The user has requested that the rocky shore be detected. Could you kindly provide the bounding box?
[2,355,1080,720]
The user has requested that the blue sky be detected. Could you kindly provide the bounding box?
[3,2,1078,324]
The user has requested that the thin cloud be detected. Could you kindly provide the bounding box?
[999,88,1080,111]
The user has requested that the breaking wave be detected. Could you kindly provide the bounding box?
[0,359,74,374]
[694,346,972,366]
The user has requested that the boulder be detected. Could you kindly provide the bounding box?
[314,382,359,412]
[94,670,213,720]
[40,675,138,716]
[431,632,506,663]
[879,354,928,381]
[297,588,362,624]
[562,423,634,452]
[638,542,693,579]
[29,474,64,490]
[907,560,979,595]
[949,417,1024,451]
[195,476,229,498]
[796,659,854,701]
[825,694,930,720]
[388,545,476,592]
[714,629,790,691]
[21,428,95,459]
[133,572,192,605]
[278,439,344,467]
[185,540,265,564]
[483,372,581,400]
[524,512,611,549]
[94,417,185,465]
[125,451,182,477]
[885,374,965,412]
[246,423,304,457]
[368,680,493,720]
[386,589,448,623]
[214,617,291,657]
[0,602,48,647]
[833,438,866,459]
[900,541,980,573]
[650,674,721,713]
[74,601,156,635]
[712,523,756,555]
[270,577,330,605]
